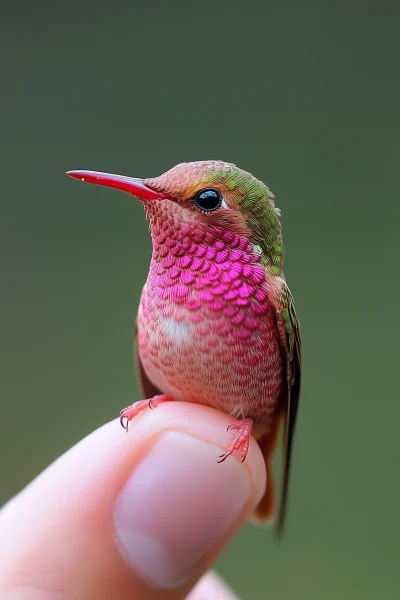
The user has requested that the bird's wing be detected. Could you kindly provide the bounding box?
[270,277,302,535]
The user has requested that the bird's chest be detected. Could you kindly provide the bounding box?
[137,253,283,421]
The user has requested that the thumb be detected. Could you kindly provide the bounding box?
[0,402,266,600]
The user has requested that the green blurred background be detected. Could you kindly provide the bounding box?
[1,1,399,598]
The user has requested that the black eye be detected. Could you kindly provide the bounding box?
[194,188,222,212]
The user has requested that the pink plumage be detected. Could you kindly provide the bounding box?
[138,199,283,422]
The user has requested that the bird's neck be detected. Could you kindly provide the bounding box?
[142,202,271,321]
[145,200,260,269]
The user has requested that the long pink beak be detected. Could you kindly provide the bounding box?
[66,170,166,201]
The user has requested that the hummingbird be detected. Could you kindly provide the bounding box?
[67,161,301,534]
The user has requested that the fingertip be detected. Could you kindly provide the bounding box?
[111,402,266,589]
[0,402,266,599]
[131,402,267,504]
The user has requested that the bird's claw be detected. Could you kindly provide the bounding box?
[119,395,173,432]
[218,418,253,464]
[119,411,129,432]
[217,451,232,464]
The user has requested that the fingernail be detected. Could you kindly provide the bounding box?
[113,431,251,589]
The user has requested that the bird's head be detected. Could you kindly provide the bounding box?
[68,160,284,274]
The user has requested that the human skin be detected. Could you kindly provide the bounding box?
[0,401,266,600]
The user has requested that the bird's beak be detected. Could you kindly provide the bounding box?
[66,170,166,201]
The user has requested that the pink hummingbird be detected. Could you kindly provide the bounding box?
[67,161,301,534]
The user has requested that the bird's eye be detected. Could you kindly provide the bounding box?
[194,188,222,212]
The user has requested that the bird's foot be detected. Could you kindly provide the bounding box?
[119,394,173,431]
[218,418,254,463]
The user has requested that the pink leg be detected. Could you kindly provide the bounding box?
[119,394,174,432]
[218,418,254,463]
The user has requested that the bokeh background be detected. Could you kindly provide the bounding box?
[1,1,399,598]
